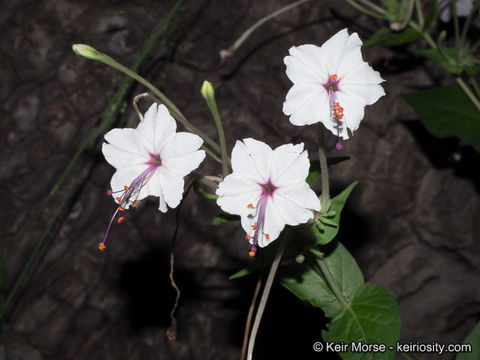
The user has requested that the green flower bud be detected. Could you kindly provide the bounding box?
[72,44,104,61]
[200,80,215,100]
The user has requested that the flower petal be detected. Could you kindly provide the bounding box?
[231,139,272,182]
[335,91,366,136]
[156,167,185,211]
[258,201,286,247]
[110,164,150,207]
[216,174,261,216]
[288,89,330,126]
[270,143,310,186]
[320,29,364,77]
[161,132,205,176]
[284,45,327,84]
[283,83,326,116]
[103,128,149,168]
[277,182,321,213]
[340,62,385,105]
[136,103,177,154]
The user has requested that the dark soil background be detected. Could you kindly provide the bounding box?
[1,0,479,359]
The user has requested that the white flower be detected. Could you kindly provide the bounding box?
[282,28,385,148]
[216,138,320,256]
[438,0,474,22]
[99,103,206,250]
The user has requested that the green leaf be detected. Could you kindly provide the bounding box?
[313,181,357,245]
[322,283,401,360]
[212,212,240,226]
[281,242,364,318]
[401,85,480,152]
[363,27,421,48]
[456,322,480,360]
[410,48,463,74]
[307,157,350,185]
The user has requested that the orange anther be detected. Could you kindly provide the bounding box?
[118,216,125,223]
[124,185,129,191]
[333,102,340,109]
[98,243,106,251]
[265,234,270,240]
[118,207,125,212]
[116,197,123,203]
[132,200,139,207]
[251,224,257,231]
[247,203,254,209]
[248,251,256,258]
[245,235,251,241]
[339,107,344,112]
[330,74,338,81]
[337,114,344,119]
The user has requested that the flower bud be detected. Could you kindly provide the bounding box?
[72,44,104,61]
[200,80,215,101]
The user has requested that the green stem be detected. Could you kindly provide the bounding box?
[310,252,349,308]
[357,0,386,14]
[344,0,386,19]
[460,2,477,51]
[470,77,480,98]
[414,0,424,28]
[94,56,221,156]
[409,21,437,49]
[220,0,313,58]
[201,82,231,176]
[246,236,287,360]
[317,125,330,212]
[457,77,480,111]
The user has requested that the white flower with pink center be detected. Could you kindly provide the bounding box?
[100,103,206,250]
[216,138,320,256]
[282,28,385,149]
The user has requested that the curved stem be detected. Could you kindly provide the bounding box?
[246,236,287,360]
[220,0,313,58]
[100,58,221,155]
[344,0,386,19]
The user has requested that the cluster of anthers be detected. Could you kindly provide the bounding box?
[332,100,344,151]
[244,202,271,258]
[324,73,345,151]
[98,182,144,251]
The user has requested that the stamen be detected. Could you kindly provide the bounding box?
[115,197,123,203]
[248,250,256,257]
[124,185,129,191]
[251,224,257,231]
[118,216,125,223]
[118,207,125,212]
[245,235,251,241]
[98,243,106,251]
[265,234,270,240]
[247,203,255,209]
[330,74,338,81]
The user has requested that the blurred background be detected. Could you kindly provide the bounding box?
[0,0,479,359]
